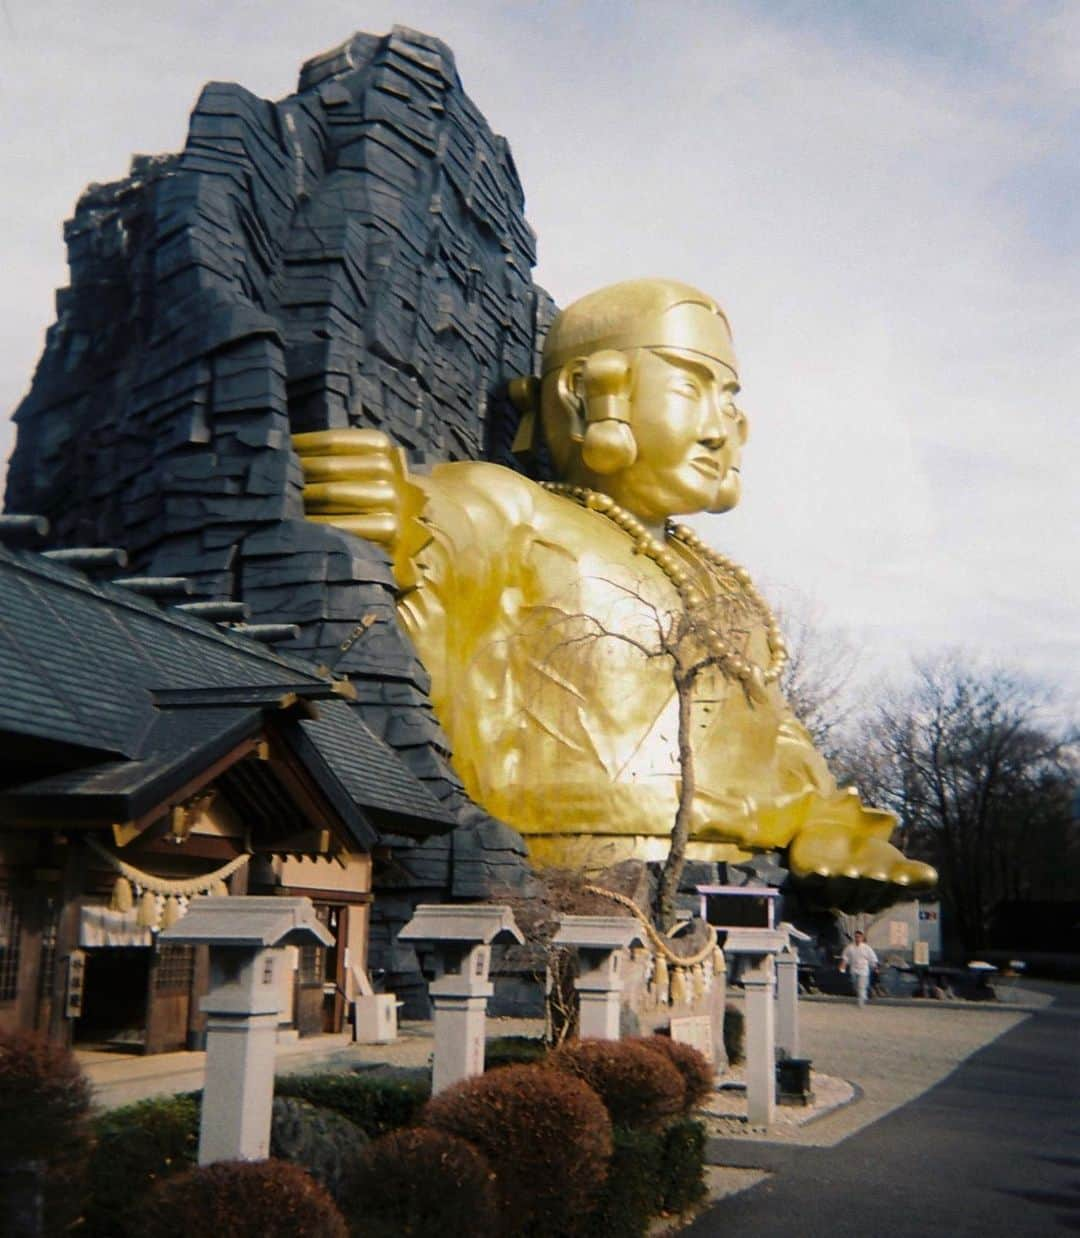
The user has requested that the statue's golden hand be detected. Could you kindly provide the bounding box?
[292,429,408,548]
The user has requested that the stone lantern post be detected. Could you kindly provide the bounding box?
[161,896,332,1165]
[398,904,523,1094]
[722,925,789,1127]
[552,915,646,1040]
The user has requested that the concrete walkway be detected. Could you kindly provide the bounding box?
[687,983,1080,1237]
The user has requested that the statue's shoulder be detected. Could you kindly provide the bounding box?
[424,460,545,528]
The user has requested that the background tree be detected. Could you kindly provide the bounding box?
[775,595,861,762]
[845,655,1078,952]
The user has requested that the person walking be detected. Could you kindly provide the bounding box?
[839,930,878,1006]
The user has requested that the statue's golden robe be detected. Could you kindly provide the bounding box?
[393,462,895,872]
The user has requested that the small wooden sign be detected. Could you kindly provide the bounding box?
[65,949,86,1019]
[670,1014,714,1063]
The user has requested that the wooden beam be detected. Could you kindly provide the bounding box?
[111,735,263,849]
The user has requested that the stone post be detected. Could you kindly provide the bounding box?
[399,905,524,1095]
[429,945,493,1094]
[743,955,775,1126]
[200,979,280,1164]
[775,946,800,1059]
[553,915,646,1042]
[160,896,332,1165]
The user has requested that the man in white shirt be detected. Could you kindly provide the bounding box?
[839,930,879,1006]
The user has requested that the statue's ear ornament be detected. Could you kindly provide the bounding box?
[509,374,541,463]
[580,349,637,474]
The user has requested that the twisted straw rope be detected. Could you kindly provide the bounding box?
[87,836,250,896]
[583,884,718,966]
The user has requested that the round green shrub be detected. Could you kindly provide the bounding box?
[723,1003,746,1065]
[424,1063,612,1238]
[547,1038,685,1130]
[131,1158,347,1238]
[345,1126,499,1238]
[270,1097,368,1205]
[82,1093,200,1238]
[0,1030,91,1164]
[633,1036,715,1112]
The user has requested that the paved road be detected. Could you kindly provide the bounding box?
[688,985,1080,1236]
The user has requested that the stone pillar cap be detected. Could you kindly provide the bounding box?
[160,896,333,948]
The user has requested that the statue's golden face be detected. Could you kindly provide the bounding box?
[608,347,747,523]
[544,345,748,525]
[538,282,747,526]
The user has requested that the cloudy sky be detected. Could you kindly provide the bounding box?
[1,0,1077,703]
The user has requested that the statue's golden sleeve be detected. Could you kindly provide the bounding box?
[774,712,836,797]
[391,463,608,798]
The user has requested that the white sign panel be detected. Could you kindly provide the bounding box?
[670,1014,714,1063]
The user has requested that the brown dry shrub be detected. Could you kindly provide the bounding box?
[632,1035,715,1111]
[132,1158,346,1238]
[547,1038,685,1130]
[0,1030,91,1164]
[345,1126,499,1238]
[423,1063,612,1237]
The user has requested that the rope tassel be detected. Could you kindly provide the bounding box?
[110,876,134,913]
[136,889,158,928]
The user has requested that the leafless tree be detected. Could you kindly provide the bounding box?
[775,595,861,761]
[857,654,1078,950]
[495,869,634,1044]
[520,574,764,933]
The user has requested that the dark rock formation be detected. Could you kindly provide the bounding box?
[4,26,554,1010]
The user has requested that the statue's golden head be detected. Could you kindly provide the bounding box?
[513,278,748,526]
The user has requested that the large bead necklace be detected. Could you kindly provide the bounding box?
[540,482,788,694]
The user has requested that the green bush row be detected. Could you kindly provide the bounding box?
[274,1068,430,1138]
[5,1029,710,1238]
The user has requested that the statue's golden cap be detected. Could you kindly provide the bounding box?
[542,278,737,377]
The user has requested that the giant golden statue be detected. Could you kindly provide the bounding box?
[295,279,935,905]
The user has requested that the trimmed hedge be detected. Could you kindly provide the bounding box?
[0,1030,91,1164]
[274,1071,429,1139]
[131,1158,346,1238]
[659,1117,708,1214]
[424,1063,612,1238]
[547,1038,685,1130]
[345,1126,499,1238]
[484,1035,548,1071]
[582,1116,709,1234]
[633,1035,715,1112]
[0,1031,92,1237]
[270,1097,368,1205]
[82,1094,199,1238]
[583,1125,664,1238]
